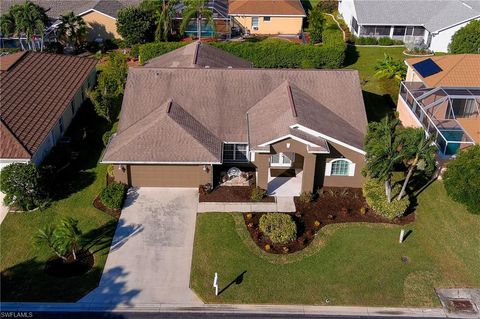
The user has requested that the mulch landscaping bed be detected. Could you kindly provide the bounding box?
[199,185,275,203]
[44,250,94,278]
[93,195,121,219]
[244,187,415,254]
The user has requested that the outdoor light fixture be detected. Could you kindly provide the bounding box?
[203,165,209,173]
[119,165,126,173]
[286,143,291,149]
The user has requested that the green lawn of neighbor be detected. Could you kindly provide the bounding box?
[0,103,117,302]
[190,182,480,306]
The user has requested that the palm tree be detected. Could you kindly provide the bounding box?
[9,1,48,51]
[57,11,87,52]
[364,117,403,202]
[180,0,214,40]
[374,54,407,82]
[397,128,437,200]
[34,225,68,262]
[155,0,178,42]
[54,217,82,260]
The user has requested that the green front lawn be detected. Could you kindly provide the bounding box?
[343,46,406,122]
[190,182,480,306]
[0,103,117,302]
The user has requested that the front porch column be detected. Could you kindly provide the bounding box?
[255,154,269,190]
[301,154,316,193]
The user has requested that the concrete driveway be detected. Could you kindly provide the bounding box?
[81,188,201,307]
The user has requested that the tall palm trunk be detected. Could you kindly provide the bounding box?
[385,178,392,203]
[398,156,418,200]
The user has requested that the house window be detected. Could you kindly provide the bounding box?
[223,143,248,162]
[59,117,64,134]
[325,159,355,176]
[263,16,271,22]
[351,17,359,34]
[393,26,406,36]
[270,152,294,167]
[252,17,259,29]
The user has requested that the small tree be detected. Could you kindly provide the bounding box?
[363,117,402,202]
[308,6,324,44]
[154,0,178,41]
[0,163,45,210]
[374,54,406,82]
[449,20,480,54]
[55,218,83,260]
[397,128,437,200]
[34,224,67,262]
[116,6,154,46]
[57,11,87,53]
[180,0,214,40]
[443,145,480,214]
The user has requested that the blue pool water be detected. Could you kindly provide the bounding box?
[185,23,215,37]
[439,130,464,155]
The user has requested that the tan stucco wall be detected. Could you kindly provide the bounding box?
[319,142,365,189]
[253,138,366,192]
[113,164,213,187]
[405,65,424,83]
[397,95,422,128]
[233,16,303,35]
[81,11,120,41]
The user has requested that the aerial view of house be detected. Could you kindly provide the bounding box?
[1,0,479,317]
[398,54,480,156]
[338,0,480,51]
[0,51,97,170]
[102,43,367,195]
[228,0,306,36]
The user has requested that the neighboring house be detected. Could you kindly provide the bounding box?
[102,42,367,196]
[338,0,480,52]
[397,54,480,157]
[228,0,306,36]
[174,0,233,38]
[0,52,97,171]
[0,0,140,42]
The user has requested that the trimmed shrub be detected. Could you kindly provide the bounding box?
[362,178,409,220]
[443,145,480,214]
[250,187,267,202]
[139,42,187,65]
[355,36,378,45]
[317,0,338,13]
[378,37,394,46]
[259,213,297,244]
[298,192,312,204]
[100,182,126,210]
[211,39,345,69]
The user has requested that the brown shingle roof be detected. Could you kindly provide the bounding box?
[228,0,306,16]
[144,42,253,68]
[103,67,367,163]
[0,52,97,157]
[406,54,480,87]
[0,121,30,159]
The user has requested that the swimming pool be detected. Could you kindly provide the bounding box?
[439,130,464,155]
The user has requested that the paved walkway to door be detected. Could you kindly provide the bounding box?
[80,188,201,308]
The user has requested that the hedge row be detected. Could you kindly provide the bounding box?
[138,42,187,65]
[210,38,346,69]
[354,36,404,46]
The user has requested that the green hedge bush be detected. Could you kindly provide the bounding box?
[139,42,187,65]
[354,36,403,46]
[250,187,267,202]
[100,182,126,210]
[211,38,345,69]
[259,213,297,244]
[443,145,480,214]
[362,178,409,220]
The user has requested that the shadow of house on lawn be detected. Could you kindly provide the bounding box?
[362,90,396,122]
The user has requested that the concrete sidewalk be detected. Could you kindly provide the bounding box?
[0,302,451,317]
[197,197,296,213]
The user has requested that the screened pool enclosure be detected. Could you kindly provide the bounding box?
[400,82,479,156]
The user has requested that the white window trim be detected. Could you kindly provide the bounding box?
[252,16,259,29]
[223,143,249,163]
[325,158,355,177]
[270,152,295,167]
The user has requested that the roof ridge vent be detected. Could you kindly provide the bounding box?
[166,98,173,113]
[286,82,297,117]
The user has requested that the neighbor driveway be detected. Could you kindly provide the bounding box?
[80,187,201,307]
